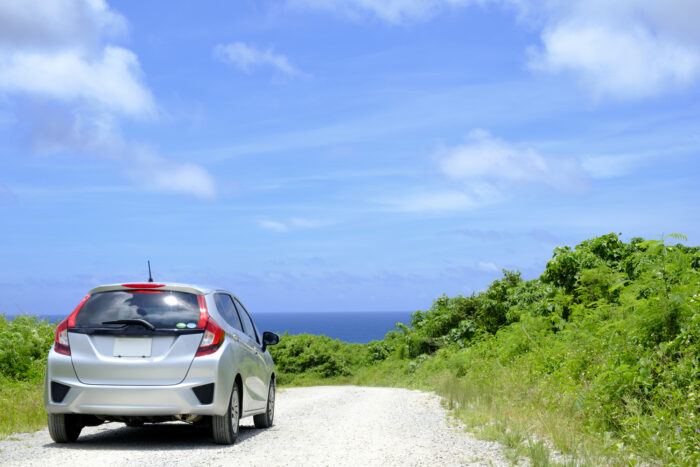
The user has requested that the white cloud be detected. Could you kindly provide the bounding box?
[383,182,502,213]
[385,129,589,213]
[529,19,700,99]
[0,1,216,198]
[0,0,127,49]
[525,0,700,98]
[287,0,514,24]
[288,0,444,23]
[291,0,700,99]
[127,148,217,199]
[0,47,155,116]
[214,42,303,77]
[28,113,216,199]
[438,129,589,191]
[0,0,153,116]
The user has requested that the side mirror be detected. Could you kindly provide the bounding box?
[261,331,280,352]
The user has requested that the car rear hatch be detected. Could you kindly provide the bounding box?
[68,285,206,386]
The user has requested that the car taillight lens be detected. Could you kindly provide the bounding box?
[54,294,90,356]
[195,295,225,357]
[54,318,71,355]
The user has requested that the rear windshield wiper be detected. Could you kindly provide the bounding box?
[101,319,156,331]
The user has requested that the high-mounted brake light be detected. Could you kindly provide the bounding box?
[54,294,90,356]
[122,283,165,288]
[195,295,224,357]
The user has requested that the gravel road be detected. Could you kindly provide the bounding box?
[0,386,509,466]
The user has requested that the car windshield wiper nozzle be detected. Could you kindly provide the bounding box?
[102,319,156,331]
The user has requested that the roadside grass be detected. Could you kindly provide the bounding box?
[0,379,45,437]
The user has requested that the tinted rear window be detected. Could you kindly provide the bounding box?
[75,290,200,328]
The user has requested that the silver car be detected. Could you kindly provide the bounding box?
[44,282,279,444]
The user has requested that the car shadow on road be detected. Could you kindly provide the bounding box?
[43,421,266,451]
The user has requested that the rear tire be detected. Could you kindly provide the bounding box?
[48,413,82,443]
[212,383,240,444]
[254,378,275,428]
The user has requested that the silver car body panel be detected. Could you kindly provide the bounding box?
[70,333,202,385]
[44,284,275,419]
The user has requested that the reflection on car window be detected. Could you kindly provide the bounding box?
[233,299,259,344]
[75,291,200,328]
[214,293,243,332]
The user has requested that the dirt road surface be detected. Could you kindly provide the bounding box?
[0,386,509,466]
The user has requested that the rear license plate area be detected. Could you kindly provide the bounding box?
[113,337,152,357]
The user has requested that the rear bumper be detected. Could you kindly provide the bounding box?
[44,350,232,417]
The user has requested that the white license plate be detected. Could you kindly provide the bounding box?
[113,338,152,357]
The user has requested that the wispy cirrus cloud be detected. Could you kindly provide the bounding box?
[385,185,501,213]
[287,0,499,24]
[258,217,329,232]
[384,129,589,213]
[28,111,216,199]
[214,42,304,77]
[438,129,589,192]
[0,0,217,198]
[477,261,499,273]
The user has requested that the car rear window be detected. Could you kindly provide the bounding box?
[75,290,201,328]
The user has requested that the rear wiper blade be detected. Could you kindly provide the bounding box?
[101,319,156,331]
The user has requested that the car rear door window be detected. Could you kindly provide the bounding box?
[75,290,200,328]
[233,299,259,345]
[214,293,243,332]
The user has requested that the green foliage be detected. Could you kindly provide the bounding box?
[268,333,366,384]
[0,315,55,381]
[0,315,56,437]
[269,233,700,465]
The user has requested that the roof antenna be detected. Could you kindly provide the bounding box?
[147,260,154,283]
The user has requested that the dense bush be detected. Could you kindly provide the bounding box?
[398,233,699,464]
[0,315,56,437]
[268,333,366,383]
[0,315,55,382]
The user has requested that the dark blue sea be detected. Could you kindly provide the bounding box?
[6,311,414,344]
[254,312,413,343]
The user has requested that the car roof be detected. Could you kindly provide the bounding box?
[88,282,218,295]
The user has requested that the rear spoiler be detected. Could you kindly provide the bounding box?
[89,284,207,295]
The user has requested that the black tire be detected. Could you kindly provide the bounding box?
[125,421,144,428]
[254,379,275,429]
[48,413,82,443]
[212,383,240,445]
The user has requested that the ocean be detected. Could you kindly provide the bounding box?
[254,311,414,343]
[5,311,414,344]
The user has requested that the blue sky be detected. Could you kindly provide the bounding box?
[1,0,698,315]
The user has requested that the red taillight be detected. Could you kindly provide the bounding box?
[197,295,208,328]
[54,294,90,356]
[54,318,71,356]
[122,283,165,288]
[195,295,224,357]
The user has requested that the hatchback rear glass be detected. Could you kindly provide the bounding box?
[75,290,200,328]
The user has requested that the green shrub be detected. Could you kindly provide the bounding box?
[0,315,54,382]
